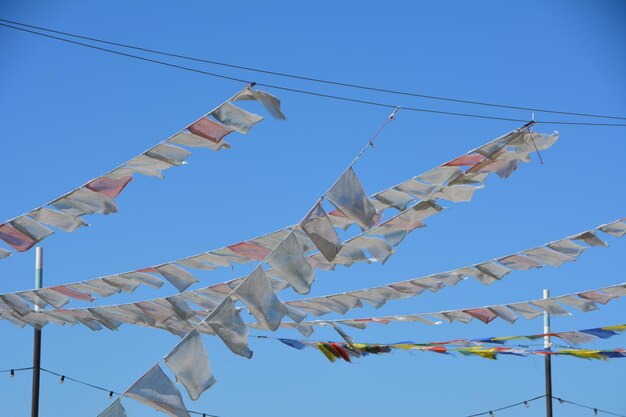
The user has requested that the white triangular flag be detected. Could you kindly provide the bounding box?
[97,399,127,417]
[124,364,190,417]
[301,201,342,262]
[326,167,377,230]
[266,232,314,294]
[205,298,253,358]
[235,267,287,331]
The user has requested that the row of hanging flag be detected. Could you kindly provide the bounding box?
[298,341,626,362]
[247,282,626,336]
[96,346,626,417]
[254,282,626,334]
[1,277,622,344]
[456,323,626,347]
[94,323,626,417]
[0,127,562,315]
[93,123,559,416]
[2,215,622,333]
[268,323,626,362]
[95,110,412,417]
[284,218,625,316]
[270,322,626,348]
[0,87,285,260]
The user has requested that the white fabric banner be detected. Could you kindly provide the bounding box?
[124,364,190,417]
[164,331,216,401]
[326,167,377,230]
[97,399,127,417]
[235,267,287,331]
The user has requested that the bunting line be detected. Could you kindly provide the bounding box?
[0,124,558,312]
[2,217,623,336]
[2,281,622,343]
[275,338,626,362]
[284,218,625,318]
[257,282,626,336]
[255,329,626,363]
[0,86,286,260]
[96,108,400,417]
[254,322,626,350]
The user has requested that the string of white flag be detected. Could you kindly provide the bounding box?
[0,86,286,261]
[0,125,558,312]
[1,217,622,335]
[94,108,401,417]
[263,282,626,337]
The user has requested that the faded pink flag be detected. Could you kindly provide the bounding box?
[228,241,271,261]
[0,223,37,252]
[187,117,234,143]
[87,176,133,199]
[444,154,484,167]
[50,285,95,302]
[464,308,497,324]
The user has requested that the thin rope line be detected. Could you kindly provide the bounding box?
[324,107,399,198]
[554,396,626,417]
[37,368,218,416]
[2,22,626,127]
[40,367,122,395]
[2,17,625,122]
[0,367,33,373]
[467,395,546,416]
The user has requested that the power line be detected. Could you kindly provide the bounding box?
[1,21,625,127]
[3,366,218,417]
[2,17,625,122]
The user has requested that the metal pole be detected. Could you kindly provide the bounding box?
[544,289,553,417]
[31,247,43,417]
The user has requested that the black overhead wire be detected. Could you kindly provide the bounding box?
[554,396,626,417]
[1,20,626,127]
[2,17,626,123]
[2,366,218,416]
[39,368,219,417]
[0,22,523,124]
[4,367,626,416]
[466,395,546,416]
[467,394,626,417]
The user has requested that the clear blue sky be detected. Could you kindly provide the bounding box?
[1,1,625,416]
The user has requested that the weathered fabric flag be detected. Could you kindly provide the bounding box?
[164,331,216,401]
[205,298,253,358]
[235,267,287,331]
[326,167,377,230]
[266,232,315,294]
[97,399,127,417]
[125,364,190,417]
[301,201,342,262]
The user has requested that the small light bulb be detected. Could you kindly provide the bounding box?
[60,375,65,384]
[109,391,113,399]
[10,369,15,378]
